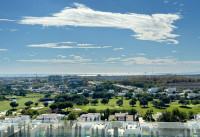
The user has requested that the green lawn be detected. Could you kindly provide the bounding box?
[0,94,45,112]
[74,98,200,115]
[1,95,200,115]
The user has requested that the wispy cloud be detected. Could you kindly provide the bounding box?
[17,56,91,63]
[137,53,146,56]
[119,57,200,65]
[105,57,121,62]
[19,3,180,44]
[9,29,18,32]
[27,42,112,49]
[113,48,124,50]
[172,50,177,53]
[77,44,93,46]
[57,55,66,58]
[0,19,15,21]
[121,57,176,65]
[0,49,8,51]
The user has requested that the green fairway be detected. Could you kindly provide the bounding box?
[74,98,200,115]
[0,94,45,112]
[1,95,200,115]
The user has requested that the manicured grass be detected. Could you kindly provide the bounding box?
[1,95,200,115]
[74,98,200,115]
[0,94,45,112]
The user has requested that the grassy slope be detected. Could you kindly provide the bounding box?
[1,95,200,115]
[0,94,44,112]
[74,98,200,115]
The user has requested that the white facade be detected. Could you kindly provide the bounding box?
[147,88,158,93]
[36,114,65,121]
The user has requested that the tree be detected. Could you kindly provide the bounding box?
[129,99,136,107]
[178,99,186,106]
[188,111,195,119]
[67,112,77,120]
[140,99,148,108]
[169,96,175,102]
[158,101,165,108]
[25,101,33,108]
[135,94,142,100]
[128,108,137,120]
[184,100,190,107]
[49,103,57,112]
[171,108,187,122]
[65,101,73,112]
[152,101,158,108]
[144,109,154,122]
[35,102,38,107]
[87,108,97,113]
[192,100,199,106]
[10,102,18,110]
[116,99,123,106]
[43,102,49,107]
[91,99,98,105]
[44,93,51,98]
[158,111,172,122]
[101,98,109,105]
[125,92,133,100]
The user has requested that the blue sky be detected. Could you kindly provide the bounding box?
[0,0,200,75]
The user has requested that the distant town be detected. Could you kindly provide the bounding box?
[1,74,200,136]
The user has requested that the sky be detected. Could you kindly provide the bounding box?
[0,0,200,75]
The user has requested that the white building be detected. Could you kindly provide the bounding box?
[36,114,65,121]
[4,115,30,123]
[108,89,115,94]
[134,88,143,93]
[164,88,176,94]
[147,88,158,93]
[58,85,68,91]
[188,93,200,98]
[77,113,101,121]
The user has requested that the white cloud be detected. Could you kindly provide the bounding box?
[0,49,8,51]
[27,42,111,49]
[28,43,57,48]
[17,56,91,63]
[105,57,121,62]
[77,44,93,46]
[3,58,10,62]
[0,19,15,21]
[10,29,18,32]
[172,50,177,53]
[137,53,146,56]
[57,55,66,58]
[120,56,200,65]
[19,3,180,44]
[121,57,176,65]
[113,48,124,50]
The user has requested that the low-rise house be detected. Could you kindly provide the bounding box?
[188,93,200,98]
[164,88,176,94]
[36,114,65,121]
[58,85,68,91]
[134,88,143,93]
[108,89,115,94]
[82,89,90,92]
[147,88,158,93]
[4,115,30,123]
[70,89,78,94]
[118,93,126,97]
[108,113,133,121]
[77,113,101,121]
